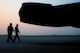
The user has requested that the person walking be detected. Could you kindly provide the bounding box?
[14,24,21,42]
[7,23,14,43]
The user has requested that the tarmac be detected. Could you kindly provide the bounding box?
[0,35,80,53]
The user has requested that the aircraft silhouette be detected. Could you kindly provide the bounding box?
[19,2,80,28]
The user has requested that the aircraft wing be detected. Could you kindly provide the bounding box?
[19,2,80,28]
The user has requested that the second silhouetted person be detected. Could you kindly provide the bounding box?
[14,24,21,42]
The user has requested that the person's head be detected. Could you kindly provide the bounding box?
[10,23,12,26]
[16,24,18,27]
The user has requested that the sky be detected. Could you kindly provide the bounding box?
[0,0,80,36]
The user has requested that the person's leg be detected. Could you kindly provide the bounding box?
[14,36,17,42]
[11,36,14,42]
[14,33,17,42]
[17,35,21,42]
[7,32,11,43]
[7,35,10,43]
[10,33,13,42]
[16,33,21,42]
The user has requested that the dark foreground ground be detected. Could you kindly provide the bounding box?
[0,35,80,53]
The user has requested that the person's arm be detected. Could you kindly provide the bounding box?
[7,26,9,33]
[18,30,20,33]
[7,26,9,31]
[12,27,14,31]
[18,28,20,33]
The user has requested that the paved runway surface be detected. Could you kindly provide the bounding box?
[0,35,80,53]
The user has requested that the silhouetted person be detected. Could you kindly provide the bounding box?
[7,23,14,43]
[14,24,21,42]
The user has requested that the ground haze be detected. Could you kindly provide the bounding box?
[0,35,80,53]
